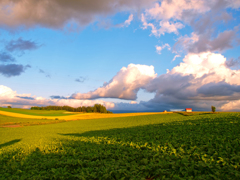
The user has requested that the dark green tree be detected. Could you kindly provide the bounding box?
[211,106,216,113]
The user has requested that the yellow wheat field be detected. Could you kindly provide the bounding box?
[0,110,172,120]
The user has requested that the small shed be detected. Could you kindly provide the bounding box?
[185,108,192,112]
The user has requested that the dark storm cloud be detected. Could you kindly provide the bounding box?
[145,73,195,100]
[5,38,39,52]
[225,57,240,68]
[75,76,87,83]
[141,95,226,112]
[39,69,45,73]
[192,30,238,53]
[50,96,69,99]
[0,52,15,62]
[173,28,240,54]
[197,82,240,97]
[39,69,51,78]
[16,96,35,100]
[0,64,30,77]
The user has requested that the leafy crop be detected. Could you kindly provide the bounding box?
[0,112,240,179]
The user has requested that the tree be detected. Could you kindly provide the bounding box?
[29,104,112,113]
[7,106,12,108]
[211,106,216,113]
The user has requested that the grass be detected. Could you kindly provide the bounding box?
[0,112,240,179]
[0,107,76,116]
[0,114,68,127]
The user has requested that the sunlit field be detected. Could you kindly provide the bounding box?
[0,107,77,116]
[0,108,171,121]
[1,111,240,179]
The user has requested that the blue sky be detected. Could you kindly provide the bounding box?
[0,0,240,112]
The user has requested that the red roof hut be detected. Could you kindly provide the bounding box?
[185,108,192,112]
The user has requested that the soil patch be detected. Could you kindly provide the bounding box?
[1,124,22,128]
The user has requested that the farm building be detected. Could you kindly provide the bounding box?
[185,108,192,112]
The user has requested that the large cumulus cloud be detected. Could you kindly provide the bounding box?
[143,52,240,111]
[71,64,157,100]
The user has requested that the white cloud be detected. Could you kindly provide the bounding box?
[155,43,171,54]
[221,100,240,111]
[71,63,157,100]
[116,14,134,28]
[158,20,184,35]
[141,13,184,37]
[124,14,134,27]
[0,85,115,109]
[130,101,137,104]
[172,54,181,62]
[171,52,240,84]
[146,0,210,21]
[141,13,158,36]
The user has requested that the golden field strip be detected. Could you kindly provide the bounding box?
[0,110,172,120]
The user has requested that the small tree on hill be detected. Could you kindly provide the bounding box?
[7,106,11,108]
[211,106,216,113]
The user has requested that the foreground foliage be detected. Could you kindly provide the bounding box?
[0,112,240,179]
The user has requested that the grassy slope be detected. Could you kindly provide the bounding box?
[0,112,240,179]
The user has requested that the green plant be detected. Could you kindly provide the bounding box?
[211,106,216,113]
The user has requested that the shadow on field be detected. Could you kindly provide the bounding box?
[0,139,21,149]
[175,112,214,116]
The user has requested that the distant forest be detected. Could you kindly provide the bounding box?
[31,104,113,113]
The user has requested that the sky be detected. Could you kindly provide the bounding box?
[0,0,240,112]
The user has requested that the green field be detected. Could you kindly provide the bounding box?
[1,112,240,179]
[0,107,76,116]
[0,114,68,127]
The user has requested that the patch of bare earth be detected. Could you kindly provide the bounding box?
[1,125,22,128]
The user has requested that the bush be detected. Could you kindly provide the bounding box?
[7,106,11,108]
[211,106,216,113]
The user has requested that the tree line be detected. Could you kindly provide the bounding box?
[30,104,113,113]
